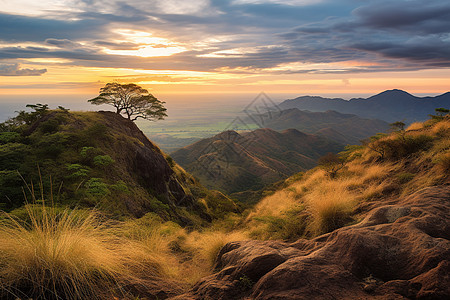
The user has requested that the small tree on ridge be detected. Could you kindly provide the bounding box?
[88,83,167,121]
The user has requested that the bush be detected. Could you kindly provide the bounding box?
[85,178,110,196]
[385,135,434,159]
[0,132,20,144]
[66,164,91,179]
[252,207,307,241]
[369,135,434,160]
[93,155,115,167]
[0,171,24,210]
[40,119,60,134]
[318,152,345,178]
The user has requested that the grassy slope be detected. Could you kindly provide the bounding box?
[0,109,238,225]
[241,116,449,240]
[0,114,448,299]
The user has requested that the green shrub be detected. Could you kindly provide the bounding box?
[0,132,20,144]
[85,178,110,196]
[80,146,96,158]
[0,171,23,210]
[0,143,31,169]
[110,180,129,193]
[252,207,307,240]
[40,119,60,134]
[93,155,115,167]
[370,135,434,160]
[66,164,91,179]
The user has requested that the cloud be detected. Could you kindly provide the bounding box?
[45,38,83,49]
[0,63,47,76]
[93,41,142,50]
[0,13,110,42]
[353,0,450,34]
[0,0,449,75]
[277,0,450,69]
[232,0,323,6]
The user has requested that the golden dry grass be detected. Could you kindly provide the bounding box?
[181,230,248,283]
[406,122,424,131]
[303,179,357,234]
[1,116,448,299]
[0,206,125,299]
[244,118,449,239]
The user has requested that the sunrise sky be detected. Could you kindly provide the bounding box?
[0,0,449,105]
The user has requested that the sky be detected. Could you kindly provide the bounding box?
[0,0,449,109]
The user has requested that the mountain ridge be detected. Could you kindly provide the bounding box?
[253,108,389,145]
[171,127,343,195]
[278,89,449,122]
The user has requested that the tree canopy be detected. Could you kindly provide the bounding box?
[88,83,167,121]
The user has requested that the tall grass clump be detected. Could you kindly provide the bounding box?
[304,180,356,235]
[0,205,123,299]
[184,231,247,271]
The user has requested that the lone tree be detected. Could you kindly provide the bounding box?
[430,107,449,120]
[318,152,345,178]
[88,83,167,121]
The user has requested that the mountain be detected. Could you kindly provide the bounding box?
[1,107,448,300]
[176,115,450,300]
[0,109,237,224]
[278,89,450,123]
[255,108,389,145]
[171,128,343,194]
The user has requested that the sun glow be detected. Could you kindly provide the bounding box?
[103,29,186,57]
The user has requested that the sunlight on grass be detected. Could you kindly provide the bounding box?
[0,206,124,299]
[304,179,356,234]
[406,122,424,131]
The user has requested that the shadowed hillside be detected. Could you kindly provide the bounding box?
[254,108,389,145]
[171,128,343,195]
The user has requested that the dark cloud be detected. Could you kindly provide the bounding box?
[354,1,450,34]
[277,0,450,68]
[0,0,448,74]
[93,41,142,50]
[350,37,450,64]
[0,13,109,42]
[0,63,47,76]
[45,39,83,49]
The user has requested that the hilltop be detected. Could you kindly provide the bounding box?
[278,89,450,123]
[0,108,237,224]
[171,128,342,195]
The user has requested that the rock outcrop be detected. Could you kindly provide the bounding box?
[175,185,450,299]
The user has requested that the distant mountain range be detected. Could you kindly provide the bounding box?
[278,89,450,123]
[253,108,389,145]
[171,128,342,194]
